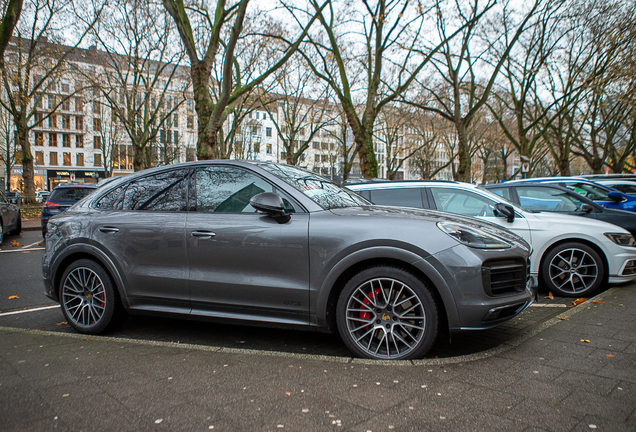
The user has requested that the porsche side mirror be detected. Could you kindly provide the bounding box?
[250,192,291,223]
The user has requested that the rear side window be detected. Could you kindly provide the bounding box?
[195,166,274,213]
[50,187,95,202]
[486,187,510,200]
[369,188,424,209]
[95,169,189,211]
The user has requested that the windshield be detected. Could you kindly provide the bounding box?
[259,164,369,209]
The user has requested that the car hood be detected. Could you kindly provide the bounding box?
[526,209,630,234]
[330,205,531,252]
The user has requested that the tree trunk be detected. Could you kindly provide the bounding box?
[454,119,471,182]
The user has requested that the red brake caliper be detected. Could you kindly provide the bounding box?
[360,287,381,329]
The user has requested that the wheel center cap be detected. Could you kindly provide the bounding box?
[381,313,391,321]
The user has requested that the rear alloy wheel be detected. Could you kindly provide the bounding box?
[541,242,604,297]
[337,266,439,360]
[60,259,121,334]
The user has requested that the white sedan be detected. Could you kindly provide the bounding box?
[347,181,636,297]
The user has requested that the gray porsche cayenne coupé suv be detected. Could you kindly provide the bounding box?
[43,161,535,360]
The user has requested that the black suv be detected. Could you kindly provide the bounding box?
[41,183,98,235]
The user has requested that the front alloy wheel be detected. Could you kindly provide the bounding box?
[337,267,439,360]
[542,242,604,297]
[60,259,120,334]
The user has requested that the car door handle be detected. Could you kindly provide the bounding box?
[191,231,216,239]
[99,227,120,233]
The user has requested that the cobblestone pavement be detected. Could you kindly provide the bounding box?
[1,284,634,431]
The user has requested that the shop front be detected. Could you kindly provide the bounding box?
[47,169,105,190]
[10,167,46,193]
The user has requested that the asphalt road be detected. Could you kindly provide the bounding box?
[0,230,49,312]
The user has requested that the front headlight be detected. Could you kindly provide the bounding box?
[437,221,511,249]
[604,233,636,247]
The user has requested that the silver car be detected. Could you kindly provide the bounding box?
[43,162,535,360]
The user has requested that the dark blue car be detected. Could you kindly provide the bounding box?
[506,177,636,212]
[41,183,98,235]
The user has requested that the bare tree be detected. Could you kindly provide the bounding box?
[162,0,324,160]
[0,0,104,199]
[406,0,540,182]
[0,0,24,63]
[88,0,187,172]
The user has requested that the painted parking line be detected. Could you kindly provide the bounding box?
[0,305,60,317]
[529,303,568,308]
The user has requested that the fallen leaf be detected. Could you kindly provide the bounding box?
[580,339,590,343]
[285,392,291,396]
[545,292,555,300]
[590,301,605,304]
[37,243,43,246]
[11,241,19,247]
[607,354,615,358]
[8,295,19,299]
[571,298,587,306]
[56,322,67,326]
[558,317,568,320]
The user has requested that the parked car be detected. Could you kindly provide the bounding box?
[483,183,636,238]
[43,161,535,361]
[505,177,636,212]
[5,191,21,204]
[346,180,636,298]
[35,190,51,203]
[41,183,98,235]
[0,190,22,244]
[592,179,636,196]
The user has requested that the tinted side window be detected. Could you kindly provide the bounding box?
[369,188,424,208]
[430,188,498,217]
[516,187,579,211]
[121,169,189,211]
[195,166,275,213]
[487,187,510,200]
[95,185,126,210]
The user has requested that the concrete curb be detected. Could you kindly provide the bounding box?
[0,287,618,366]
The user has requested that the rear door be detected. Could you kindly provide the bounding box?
[91,169,191,310]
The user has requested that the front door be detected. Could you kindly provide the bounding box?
[186,165,310,325]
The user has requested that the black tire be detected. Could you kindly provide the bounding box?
[541,242,605,297]
[336,266,439,360]
[59,259,124,334]
[11,215,21,235]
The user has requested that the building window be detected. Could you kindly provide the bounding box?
[94,153,102,167]
[75,116,83,130]
[63,152,71,166]
[281,152,287,160]
[35,132,44,146]
[173,114,178,127]
[61,80,70,93]
[266,127,272,137]
[187,115,193,129]
[74,97,83,112]
[93,101,100,114]
[174,130,179,145]
[266,143,272,154]
[50,152,58,165]
[35,151,44,165]
[49,114,56,128]
[62,134,71,147]
[76,135,84,148]
[254,142,260,153]
[77,153,84,166]
[93,136,102,150]
[62,98,70,111]
[34,112,43,125]
[315,154,320,163]
[62,115,71,130]
[93,117,101,132]
[48,95,56,110]
[49,133,57,147]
